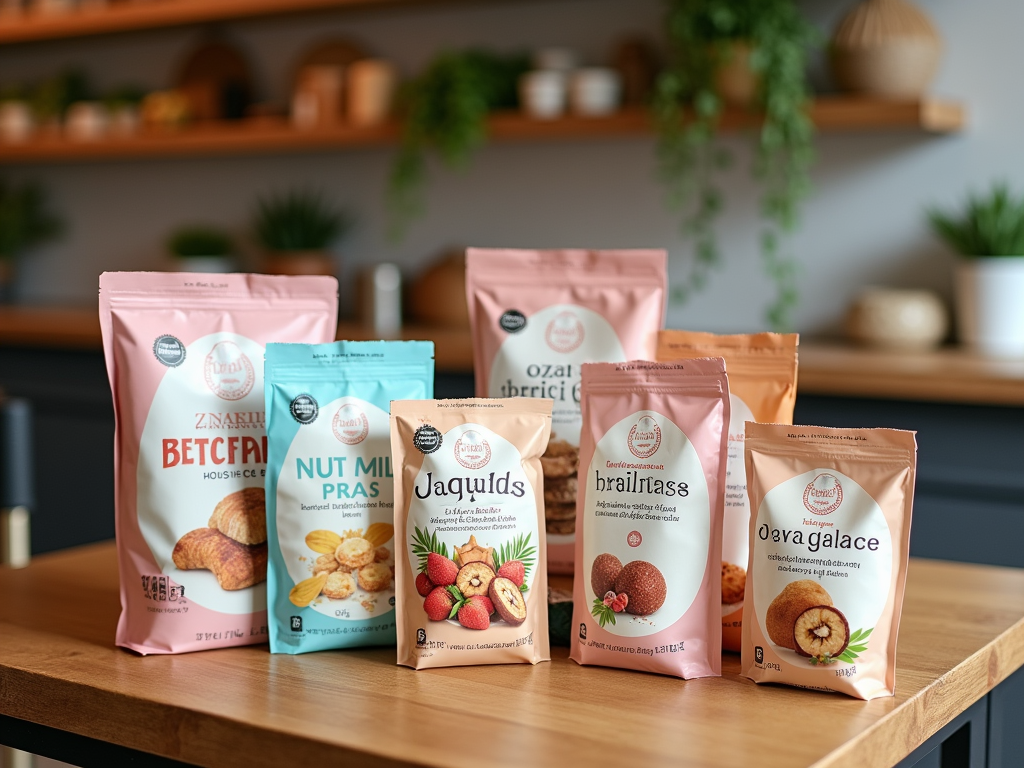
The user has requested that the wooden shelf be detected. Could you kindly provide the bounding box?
[0,99,964,164]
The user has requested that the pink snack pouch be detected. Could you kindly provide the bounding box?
[100,272,338,654]
[569,360,729,678]
[466,248,667,575]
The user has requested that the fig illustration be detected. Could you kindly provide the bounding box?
[591,553,623,599]
[766,580,833,651]
[614,560,666,616]
[456,561,495,598]
[489,576,527,626]
[793,605,850,660]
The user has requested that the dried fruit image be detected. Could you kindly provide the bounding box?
[591,590,629,627]
[591,553,623,598]
[489,577,528,626]
[454,535,493,567]
[793,605,850,661]
[766,580,833,651]
[614,560,666,616]
[456,561,495,597]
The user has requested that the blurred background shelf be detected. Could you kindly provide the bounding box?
[0,98,965,164]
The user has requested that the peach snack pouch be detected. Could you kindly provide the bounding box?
[466,248,667,575]
[741,423,917,699]
[391,398,552,669]
[656,330,798,651]
[100,272,338,654]
[570,360,729,679]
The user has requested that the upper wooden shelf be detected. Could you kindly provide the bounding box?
[0,99,965,164]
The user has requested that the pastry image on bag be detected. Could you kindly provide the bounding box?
[569,360,729,679]
[741,423,917,700]
[466,248,667,574]
[656,330,798,651]
[391,398,552,669]
[99,272,338,655]
[264,340,433,654]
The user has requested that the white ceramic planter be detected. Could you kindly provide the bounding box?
[569,68,622,116]
[519,71,567,119]
[955,258,1024,356]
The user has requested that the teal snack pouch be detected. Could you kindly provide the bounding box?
[265,340,434,653]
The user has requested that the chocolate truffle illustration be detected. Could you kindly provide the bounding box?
[765,580,833,650]
[614,560,666,616]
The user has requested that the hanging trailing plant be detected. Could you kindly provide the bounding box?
[387,50,528,240]
[655,0,818,330]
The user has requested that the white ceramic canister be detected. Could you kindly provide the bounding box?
[955,258,1024,356]
[569,68,622,116]
[519,70,568,119]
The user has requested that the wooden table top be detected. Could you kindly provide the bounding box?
[2,543,1024,767]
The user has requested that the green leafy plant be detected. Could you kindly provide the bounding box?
[411,526,450,573]
[253,189,350,252]
[167,226,232,258]
[655,0,819,330]
[0,180,63,260]
[31,69,90,122]
[387,50,528,238]
[929,182,1024,257]
[807,627,871,666]
[492,531,537,591]
[591,597,617,628]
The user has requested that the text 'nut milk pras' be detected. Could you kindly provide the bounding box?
[466,249,667,574]
[570,360,730,679]
[742,423,917,699]
[391,398,552,669]
[99,272,338,654]
[264,341,434,654]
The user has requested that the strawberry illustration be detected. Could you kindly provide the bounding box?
[470,594,495,616]
[457,600,490,630]
[497,559,525,587]
[611,592,629,613]
[415,572,434,597]
[426,552,458,587]
[423,586,454,621]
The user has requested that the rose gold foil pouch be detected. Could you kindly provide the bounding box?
[657,331,798,651]
[466,248,667,575]
[391,398,552,669]
[741,423,917,699]
[570,360,729,679]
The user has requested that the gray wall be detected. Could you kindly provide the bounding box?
[0,0,1013,332]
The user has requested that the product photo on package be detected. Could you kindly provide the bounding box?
[391,398,552,669]
[99,272,338,654]
[741,423,917,699]
[264,340,434,654]
[466,248,667,574]
[569,360,729,679]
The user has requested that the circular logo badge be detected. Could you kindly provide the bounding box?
[153,335,186,367]
[454,429,491,470]
[499,310,527,334]
[204,341,255,401]
[803,473,844,515]
[627,530,643,548]
[413,424,443,454]
[627,415,661,459]
[290,394,319,425]
[332,403,369,445]
[545,310,585,353]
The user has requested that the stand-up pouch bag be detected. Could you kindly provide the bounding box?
[466,248,667,574]
[100,272,338,654]
[570,360,729,678]
[265,340,434,654]
[657,330,798,651]
[742,423,917,699]
[391,398,552,669]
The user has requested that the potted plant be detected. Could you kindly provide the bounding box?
[0,179,63,302]
[167,226,235,273]
[254,189,350,276]
[929,182,1024,356]
[654,0,819,330]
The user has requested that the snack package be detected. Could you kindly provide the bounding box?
[570,360,729,679]
[391,398,552,669]
[264,341,434,654]
[741,423,917,699]
[99,272,338,654]
[656,330,798,651]
[466,248,667,574]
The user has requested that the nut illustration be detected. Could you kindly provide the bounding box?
[489,576,528,626]
[313,554,339,576]
[289,573,329,607]
[335,537,375,569]
[322,571,356,600]
[357,562,393,592]
[591,553,623,598]
[614,561,666,616]
[456,561,495,598]
[305,529,343,555]
[793,605,850,659]
[766,580,833,650]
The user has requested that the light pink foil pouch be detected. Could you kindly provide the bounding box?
[570,360,729,679]
[466,249,667,575]
[100,272,338,654]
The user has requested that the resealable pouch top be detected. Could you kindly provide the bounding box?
[741,423,917,699]
[466,248,667,574]
[569,360,729,679]
[656,330,798,651]
[99,272,338,654]
[391,397,552,669]
[264,340,434,654]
